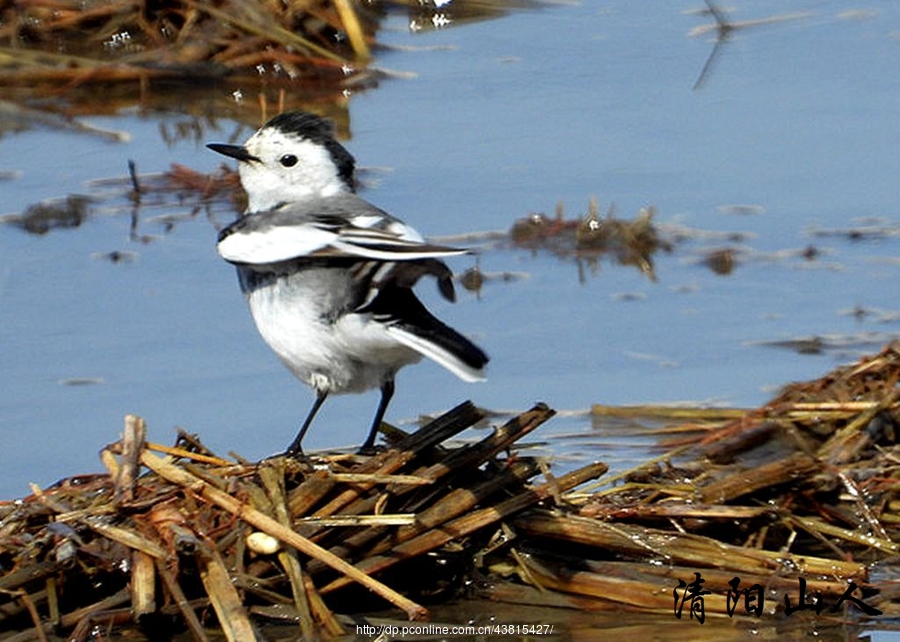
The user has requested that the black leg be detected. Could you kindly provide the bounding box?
[360,379,394,453]
[286,391,328,456]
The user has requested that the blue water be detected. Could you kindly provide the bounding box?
[2,1,900,502]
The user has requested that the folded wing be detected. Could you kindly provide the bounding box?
[217,194,467,265]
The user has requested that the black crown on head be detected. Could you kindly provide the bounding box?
[265,111,356,191]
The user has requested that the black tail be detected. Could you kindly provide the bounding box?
[358,283,488,381]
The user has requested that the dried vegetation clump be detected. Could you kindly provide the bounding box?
[0,403,608,638]
[510,198,671,280]
[0,0,373,91]
[491,342,900,620]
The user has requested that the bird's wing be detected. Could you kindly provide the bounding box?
[217,194,466,265]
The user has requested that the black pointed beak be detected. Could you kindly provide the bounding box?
[207,143,260,163]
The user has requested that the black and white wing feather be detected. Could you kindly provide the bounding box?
[217,193,466,265]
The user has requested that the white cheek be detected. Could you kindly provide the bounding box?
[239,165,290,211]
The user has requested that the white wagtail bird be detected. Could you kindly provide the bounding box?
[208,111,488,455]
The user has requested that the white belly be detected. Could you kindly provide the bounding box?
[240,266,421,394]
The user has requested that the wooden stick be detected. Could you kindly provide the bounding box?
[390,401,485,454]
[140,450,427,620]
[58,589,131,629]
[333,0,370,60]
[581,502,775,521]
[393,459,540,544]
[155,558,210,642]
[115,414,145,504]
[510,555,858,614]
[328,473,432,486]
[301,404,554,553]
[81,517,168,560]
[591,404,749,420]
[130,551,156,619]
[287,470,337,517]
[787,514,900,555]
[15,590,49,642]
[0,560,63,593]
[697,451,819,503]
[45,578,59,629]
[277,552,318,640]
[406,403,555,491]
[325,403,555,523]
[199,543,257,642]
[515,510,867,580]
[258,464,318,640]
[296,514,416,527]
[817,388,900,464]
[303,574,344,638]
[145,441,233,467]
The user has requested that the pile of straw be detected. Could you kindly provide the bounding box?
[492,342,900,622]
[0,402,607,639]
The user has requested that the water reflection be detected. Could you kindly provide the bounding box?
[399,0,545,33]
[0,161,234,240]
[689,1,814,89]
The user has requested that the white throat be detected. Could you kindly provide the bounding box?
[241,170,346,212]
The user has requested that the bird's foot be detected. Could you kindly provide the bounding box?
[356,441,379,457]
[282,447,308,462]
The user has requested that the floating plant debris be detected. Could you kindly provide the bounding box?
[509,199,671,280]
[0,194,92,234]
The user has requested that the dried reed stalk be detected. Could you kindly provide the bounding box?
[697,451,820,503]
[155,558,210,642]
[306,459,540,575]
[320,461,608,594]
[591,404,749,420]
[258,463,319,639]
[310,401,487,518]
[140,450,428,620]
[516,510,867,580]
[130,551,156,619]
[199,543,257,642]
[115,414,145,504]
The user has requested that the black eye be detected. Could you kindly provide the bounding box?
[279,154,298,167]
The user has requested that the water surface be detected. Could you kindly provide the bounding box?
[1,1,899,507]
